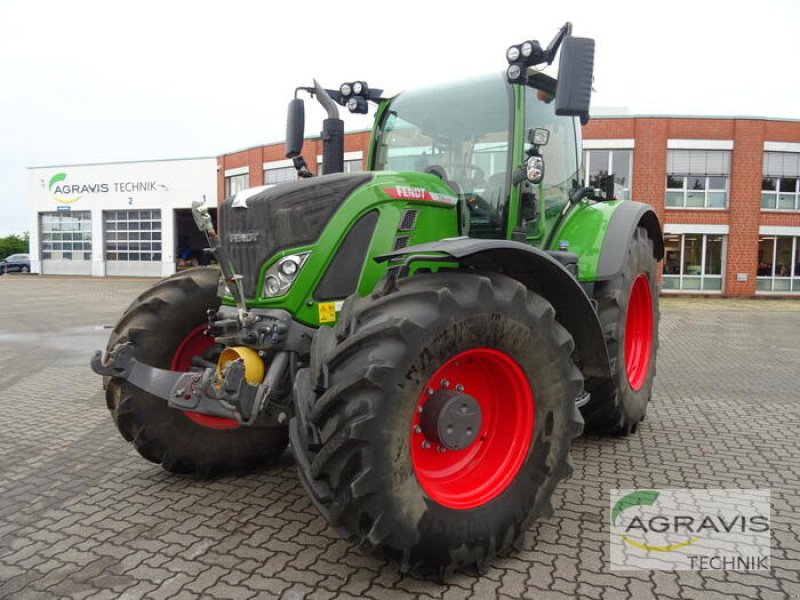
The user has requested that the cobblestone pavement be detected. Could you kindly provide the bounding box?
[0,276,798,599]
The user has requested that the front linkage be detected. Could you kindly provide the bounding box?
[91,201,313,427]
[91,306,312,426]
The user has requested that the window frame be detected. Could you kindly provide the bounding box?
[263,165,297,185]
[756,235,800,293]
[224,173,249,197]
[662,233,726,293]
[761,176,800,211]
[665,175,728,209]
[583,148,633,201]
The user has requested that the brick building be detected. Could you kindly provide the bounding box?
[217,116,800,298]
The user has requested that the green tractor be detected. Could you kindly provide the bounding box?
[92,23,662,577]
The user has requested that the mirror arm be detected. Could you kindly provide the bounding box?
[545,21,572,64]
[569,186,596,205]
[292,156,314,178]
[512,167,528,186]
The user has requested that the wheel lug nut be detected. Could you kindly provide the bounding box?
[426,387,434,396]
[455,384,464,392]
[422,440,431,449]
[437,445,446,453]
[441,379,449,388]
[414,425,422,434]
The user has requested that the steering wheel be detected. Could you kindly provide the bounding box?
[465,193,504,229]
[424,163,486,181]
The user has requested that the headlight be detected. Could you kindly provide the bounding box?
[279,259,298,278]
[352,81,364,95]
[506,63,526,84]
[340,83,352,97]
[506,45,520,62]
[520,41,533,58]
[264,275,281,296]
[263,252,310,298]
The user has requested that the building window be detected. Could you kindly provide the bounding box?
[584,149,632,200]
[665,150,730,209]
[224,173,249,197]
[344,158,363,173]
[40,212,92,260]
[317,158,363,176]
[104,210,162,262]
[762,152,800,210]
[757,236,800,292]
[663,233,725,291]
[264,166,296,185]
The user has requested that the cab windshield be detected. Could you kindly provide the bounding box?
[374,73,512,238]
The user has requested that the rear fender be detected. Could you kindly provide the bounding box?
[377,238,612,382]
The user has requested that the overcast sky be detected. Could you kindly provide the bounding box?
[1,0,798,236]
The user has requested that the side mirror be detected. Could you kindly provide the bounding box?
[285,98,305,159]
[555,36,595,125]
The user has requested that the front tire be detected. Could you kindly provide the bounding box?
[105,266,288,476]
[582,227,660,435]
[292,272,583,577]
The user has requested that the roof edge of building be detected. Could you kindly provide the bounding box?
[28,156,217,170]
[218,128,373,158]
[589,114,800,123]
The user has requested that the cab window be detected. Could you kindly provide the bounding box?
[376,73,513,239]
[524,86,579,236]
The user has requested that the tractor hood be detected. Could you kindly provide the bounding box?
[218,173,372,297]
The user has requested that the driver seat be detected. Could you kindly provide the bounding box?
[482,172,507,211]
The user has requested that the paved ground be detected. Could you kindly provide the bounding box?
[0,275,798,599]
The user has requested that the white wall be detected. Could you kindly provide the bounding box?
[28,158,217,277]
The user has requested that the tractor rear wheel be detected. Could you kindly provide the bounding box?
[582,226,660,435]
[292,272,583,577]
[105,266,288,476]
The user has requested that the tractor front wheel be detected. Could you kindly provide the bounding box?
[292,272,583,577]
[105,266,288,476]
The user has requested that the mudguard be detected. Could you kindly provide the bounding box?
[377,238,612,382]
[550,200,663,283]
[596,202,664,280]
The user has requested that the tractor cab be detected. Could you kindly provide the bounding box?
[370,72,582,244]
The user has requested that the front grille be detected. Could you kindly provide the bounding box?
[218,173,372,297]
[393,236,410,250]
[398,209,418,231]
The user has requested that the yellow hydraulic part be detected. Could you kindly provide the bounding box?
[216,346,265,384]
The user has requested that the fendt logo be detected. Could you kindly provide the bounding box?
[610,488,770,571]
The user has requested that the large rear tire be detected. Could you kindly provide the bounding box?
[582,227,660,435]
[292,272,583,578]
[105,266,288,476]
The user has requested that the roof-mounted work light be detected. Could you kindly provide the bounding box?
[338,81,373,113]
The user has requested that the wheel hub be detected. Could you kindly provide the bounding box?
[419,389,481,451]
[410,347,534,509]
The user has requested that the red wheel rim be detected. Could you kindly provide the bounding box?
[410,348,534,510]
[624,274,654,391]
[171,325,240,430]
